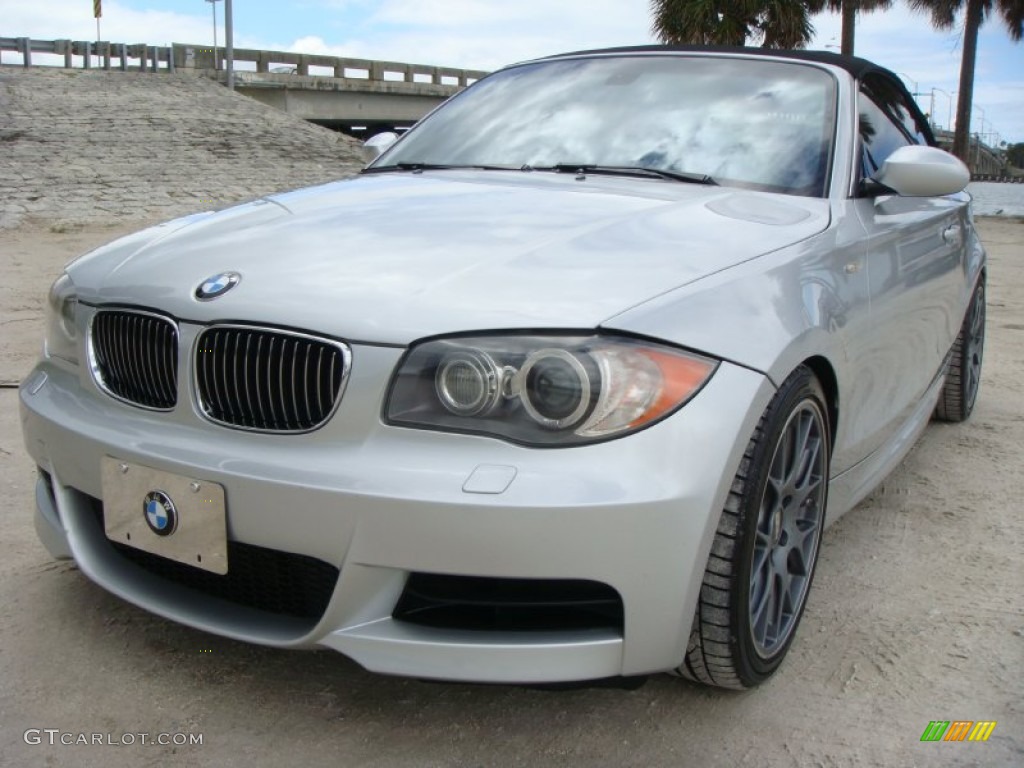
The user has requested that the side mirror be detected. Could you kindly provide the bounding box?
[361,132,399,164]
[871,145,970,197]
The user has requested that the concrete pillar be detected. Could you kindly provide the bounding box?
[297,57,309,76]
[17,37,31,67]
[101,42,111,70]
[370,63,383,81]
[82,42,91,69]
[119,43,128,71]
[57,39,73,68]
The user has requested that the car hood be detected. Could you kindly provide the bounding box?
[70,171,829,345]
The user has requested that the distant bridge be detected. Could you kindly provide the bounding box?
[931,128,1010,179]
[182,44,488,134]
[0,37,488,135]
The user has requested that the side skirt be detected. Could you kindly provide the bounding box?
[824,367,947,526]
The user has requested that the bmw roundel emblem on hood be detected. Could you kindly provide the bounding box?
[143,490,178,537]
[195,271,241,301]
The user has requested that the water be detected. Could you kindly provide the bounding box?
[968,182,1024,217]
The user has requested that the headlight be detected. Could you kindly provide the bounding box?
[385,334,717,446]
[44,272,79,365]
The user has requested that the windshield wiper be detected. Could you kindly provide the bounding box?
[534,164,717,186]
[364,162,717,185]
[362,162,519,174]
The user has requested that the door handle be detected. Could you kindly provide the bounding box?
[942,224,963,247]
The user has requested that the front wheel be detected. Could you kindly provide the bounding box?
[678,366,830,689]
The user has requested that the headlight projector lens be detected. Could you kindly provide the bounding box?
[435,350,503,416]
[518,348,593,429]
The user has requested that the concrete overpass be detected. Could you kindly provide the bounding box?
[173,44,489,135]
[932,128,1007,178]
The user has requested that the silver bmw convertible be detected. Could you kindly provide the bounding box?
[20,46,985,689]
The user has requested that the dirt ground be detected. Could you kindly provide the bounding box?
[0,218,1021,768]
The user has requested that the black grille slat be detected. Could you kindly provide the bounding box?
[92,311,178,410]
[290,339,301,428]
[136,316,157,405]
[217,330,231,419]
[275,337,287,427]
[241,331,255,426]
[157,316,175,405]
[315,346,326,417]
[140,317,155,403]
[301,340,312,427]
[266,335,280,427]
[196,327,346,432]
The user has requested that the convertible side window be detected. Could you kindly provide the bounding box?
[858,92,910,178]
[863,76,929,145]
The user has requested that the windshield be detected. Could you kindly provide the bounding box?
[374,55,837,197]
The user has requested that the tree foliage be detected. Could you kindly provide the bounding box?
[1007,142,1024,168]
[650,0,820,48]
[909,0,1024,162]
[650,0,894,52]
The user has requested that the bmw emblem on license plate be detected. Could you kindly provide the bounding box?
[195,271,241,301]
[143,490,178,536]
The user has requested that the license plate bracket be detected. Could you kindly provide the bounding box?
[101,457,228,575]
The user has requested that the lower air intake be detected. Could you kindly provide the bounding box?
[393,573,624,632]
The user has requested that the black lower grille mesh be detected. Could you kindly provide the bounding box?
[91,500,338,620]
[394,573,624,632]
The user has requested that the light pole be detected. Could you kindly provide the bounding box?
[225,0,234,89]
[972,104,987,136]
[930,88,953,132]
[896,71,920,106]
[205,0,221,71]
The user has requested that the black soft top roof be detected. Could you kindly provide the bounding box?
[535,44,887,80]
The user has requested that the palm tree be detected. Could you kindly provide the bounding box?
[651,0,820,48]
[822,0,894,55]
[910,0,1024,162]
[651,0,894,53]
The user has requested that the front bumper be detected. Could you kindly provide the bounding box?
[20,348,773,683]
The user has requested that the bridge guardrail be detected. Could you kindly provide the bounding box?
[1,37,173,72]
[1,37,487,89]
[183,45,487,88]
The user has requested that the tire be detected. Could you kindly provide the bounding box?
[677,366,830,689]
[935,278,985,423]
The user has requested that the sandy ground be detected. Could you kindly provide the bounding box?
[0,218,1021,768]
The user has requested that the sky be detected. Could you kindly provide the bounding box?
[2,0,1022,143]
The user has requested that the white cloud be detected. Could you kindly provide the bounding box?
[0,0,209,46]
